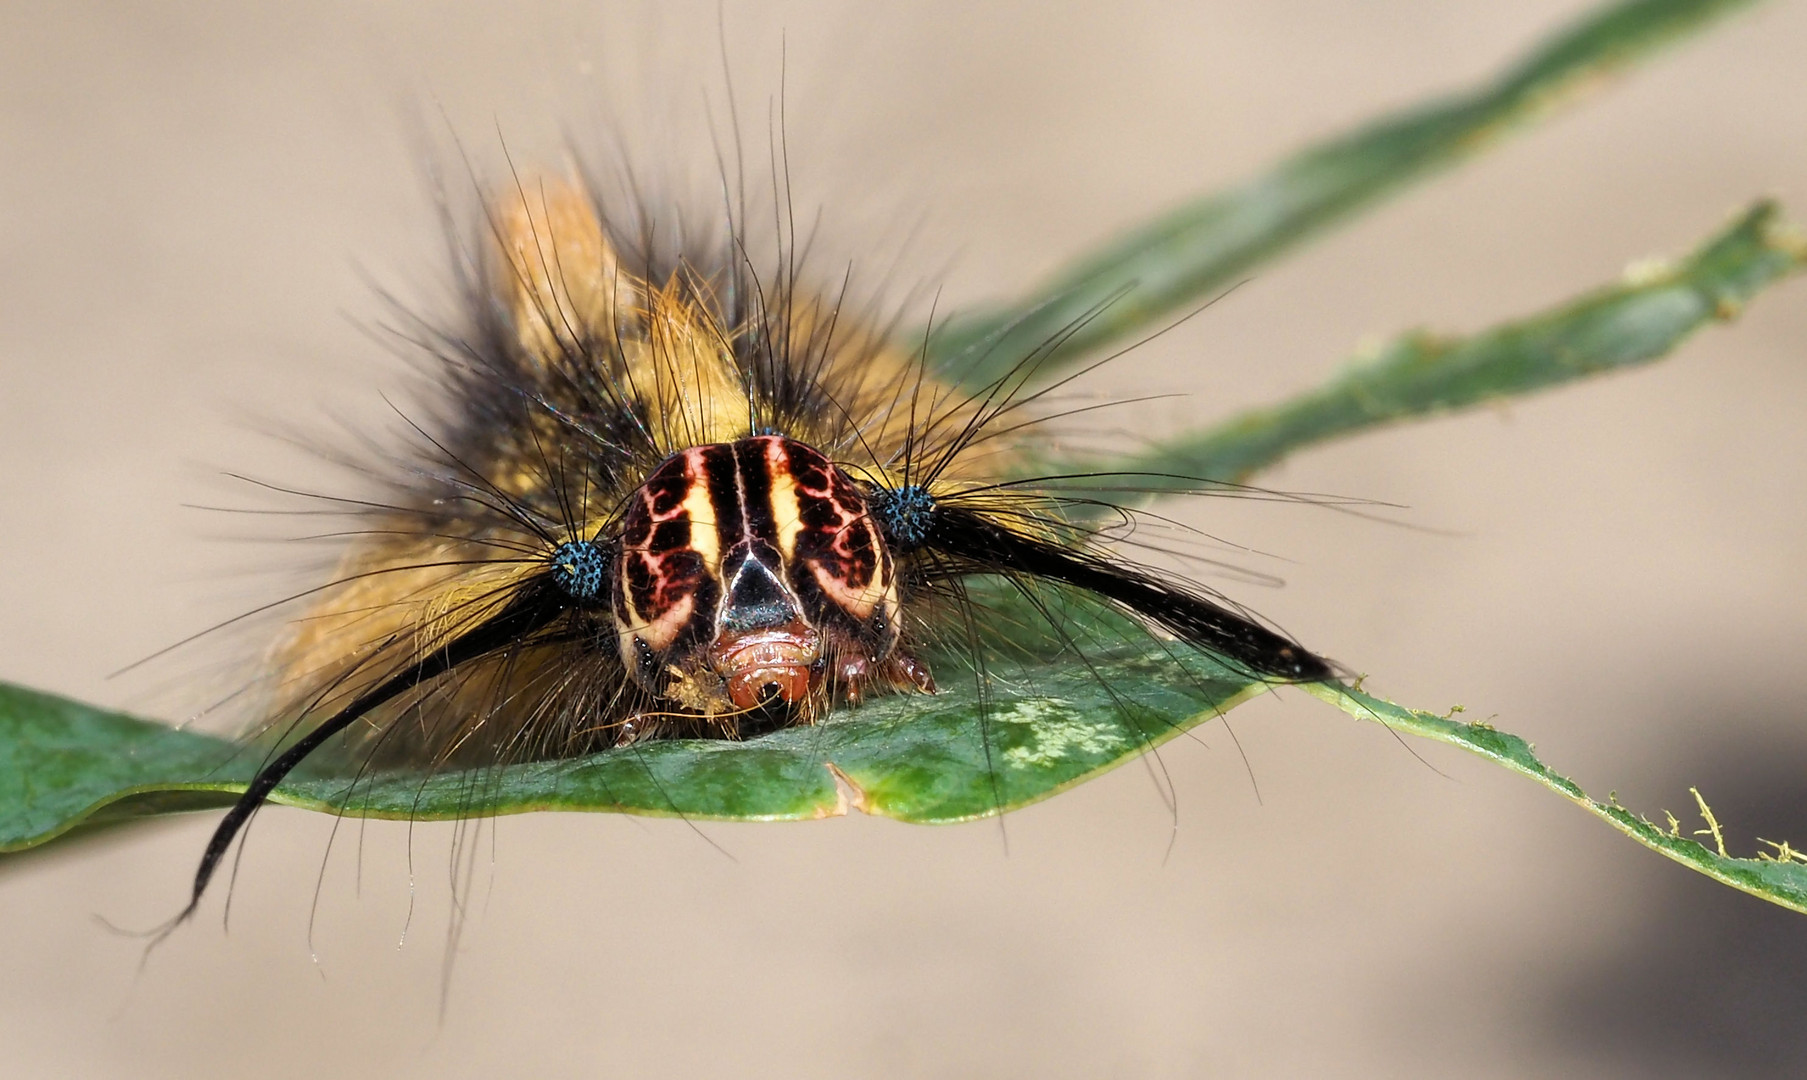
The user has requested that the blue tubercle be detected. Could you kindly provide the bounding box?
[550,540,608,600]
[871,484,936,551]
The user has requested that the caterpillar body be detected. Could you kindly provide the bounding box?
[176,172,1333,924]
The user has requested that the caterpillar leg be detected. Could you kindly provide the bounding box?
[836,649,937,705]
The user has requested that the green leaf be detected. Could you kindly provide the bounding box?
[0,616,1268,842]
[1041,200,1806,497]
[0,684,242,854]
[927,0,1766,389]
[9,648,1807,917]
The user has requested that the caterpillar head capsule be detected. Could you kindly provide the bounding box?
[610,434,919,724]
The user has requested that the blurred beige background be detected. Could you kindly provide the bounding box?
[3,1,1805,1076]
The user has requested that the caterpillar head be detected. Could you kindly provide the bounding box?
[594,434,906,722]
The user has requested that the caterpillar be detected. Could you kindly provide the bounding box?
[172,168,1334,926]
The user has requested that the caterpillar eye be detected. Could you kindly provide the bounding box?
[549,539,609,601]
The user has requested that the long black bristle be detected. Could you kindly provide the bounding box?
[173,579,570,926]
[921,504,1333,682]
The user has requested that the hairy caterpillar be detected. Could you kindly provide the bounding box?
[171,167,1334,927]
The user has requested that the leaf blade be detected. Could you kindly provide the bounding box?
[1042,200,1804,497]
[0,634,1272,844]
[0,684,245,853]
[928,0,1766,389]
[12,663,1806,919]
